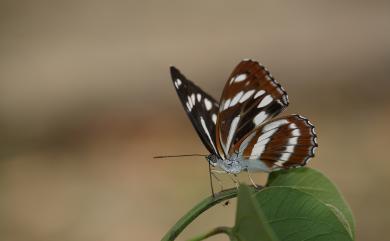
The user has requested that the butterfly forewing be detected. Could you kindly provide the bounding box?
[216,60,289,157]
[170,67,220,156]
[235,114,317,171]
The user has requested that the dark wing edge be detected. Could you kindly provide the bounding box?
[170,66,220,156]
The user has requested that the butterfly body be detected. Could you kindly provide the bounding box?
[207,153,242,174]
[171,60,317,174]
[207,152,273,173]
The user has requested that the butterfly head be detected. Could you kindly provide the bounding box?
[206,154,243,174]
[206,154,219,167]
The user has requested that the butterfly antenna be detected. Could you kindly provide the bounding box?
[153,154,207,159]
[208,162,215,198]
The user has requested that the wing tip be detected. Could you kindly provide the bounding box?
[170,66,180,77]
[170,66,186,87]
[242,58,254,62]
[241,58,267,67]
[239,59,289,106]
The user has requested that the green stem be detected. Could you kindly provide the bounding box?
[186,226,234,241]
[161,186,261,241]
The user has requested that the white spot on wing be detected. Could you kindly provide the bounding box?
[191,94,196,105]
[250,145,266,159]
[212,113,217,124]
[238,132,256,153]
[225,116,240,153]
[280,153,291,161]
[253,112,268,125]
[276,141,297,164]
[274,160,285,167]
[176,78,182,87]
[196,93,202,102]
[291,129,301,136]
[288,137,299,145]
[257,129,278,142]
[223,99,231,110]
[239,90,255,103]
[204,98,212,111]
[187,96,193,109]
[289,123,300,136]
[250,129,278,159]
[285,146,294,152]
[200,117,218,154]
[263,119,289,132]
[255,137,272,146]
[254,90,265,99]
[230,91,244,107]
[234,74,247,83]
[257,95,273,108]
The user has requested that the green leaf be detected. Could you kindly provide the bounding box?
[232,184,279,241]
[267,168,355,238]
[254,167,355,241]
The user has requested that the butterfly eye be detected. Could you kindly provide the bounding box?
[206,154,218,166]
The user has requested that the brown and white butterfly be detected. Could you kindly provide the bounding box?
[170,59,317,174]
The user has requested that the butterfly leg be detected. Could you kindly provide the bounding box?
[210,171,224,192]
[247,171,258,188]
[210,170,232,207]
[230,174,240,189]
[211,170,226,174]
[208,163,216,198]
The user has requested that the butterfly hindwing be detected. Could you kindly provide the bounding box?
[235,114,317,171]
[216,60,289,158]
[170,67,220,155]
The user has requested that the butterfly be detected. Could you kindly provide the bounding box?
[170,59,317,175]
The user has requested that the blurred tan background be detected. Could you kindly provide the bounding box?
[0,1,389,240]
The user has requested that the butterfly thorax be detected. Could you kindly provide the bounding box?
[206,154,242,174]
